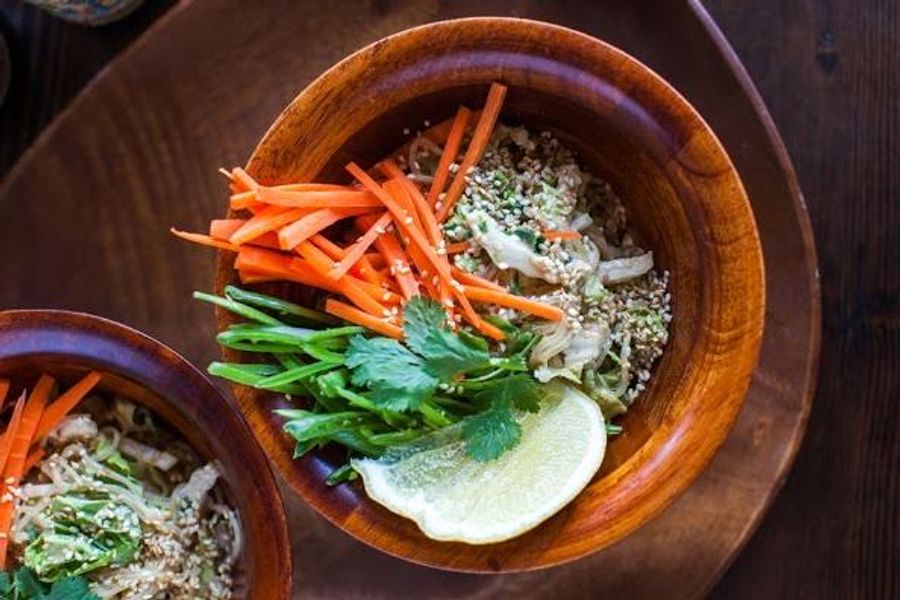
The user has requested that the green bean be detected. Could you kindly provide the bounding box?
[193,292,283,326]
[368,430,425,446]
[255,361,340,389]
[420,401,455,428]
[207,362,306,395]
[325,463,358,486]
[224,285,337,325]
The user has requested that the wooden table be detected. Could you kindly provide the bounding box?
[0,1,896,598]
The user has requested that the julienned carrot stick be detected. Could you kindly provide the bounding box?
[0,392,26,477]
[328,212,393,281]
[234,247,400,305]
[374,230,419,300]
[436,83,508,222]
[0,389,25,570]
[447,241,471,254]
[32,371,101,441]
[325,299,403,339]
[358,200,431,301]
[0,380,7,409]
[347,165,459,291]
[450,266,507,292]
[257,188,382,209]
[295,242,392,318]
[231,167,259,192]
[463,285,565,321]
[455,294,506,340]
[210,220,282,249]
[210,219,246,239]
[231,205,309,246]
[381,175,424,235]
[230,183,349,209]
[364,253,386,269]
[238,270,279,285]
[427,106,472,207]
[6,374,53,482]
[310,234,385,286]
[0,375,52,567]
[171,229,241,252]
[403,176,444,246]
[22,447,45,478]
[380,162,444,246]
[544,229,582,241]
[277,207,378,250]
[236,248,337,292]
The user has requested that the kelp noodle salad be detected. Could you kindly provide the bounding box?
[174,82,671,543]
[0,374,239,599]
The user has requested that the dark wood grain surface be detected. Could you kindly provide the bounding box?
[0,0,895,598]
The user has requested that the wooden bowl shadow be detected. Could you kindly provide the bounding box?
[215,17,765,572]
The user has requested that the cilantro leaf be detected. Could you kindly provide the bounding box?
[14,568,45,598]
[46,577,98,600]
[403,297,492,379]
[474,374,541,413]
[345,335,437,412]
[2,568,98,600]
[462,400,521,461]
[0,572,10,597]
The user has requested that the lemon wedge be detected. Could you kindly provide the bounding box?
[352,384,606,544]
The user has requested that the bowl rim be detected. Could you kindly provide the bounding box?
[222,16,766,572]
[0,308,293,597]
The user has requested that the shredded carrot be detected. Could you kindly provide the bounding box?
[436,83,507,221]
[231,167,259,191]
[236,248,338,292]
[210,219,282,249]
[380,173,425,234]
[374,230,419,300]
[230,183,349,210]
[348,165,458,289]
[32,371,101,441]
[544,229,582,241]
[295,242,392,318]
[171,228,241,252]
[447,241,471,254]
[257,187,382,209]
[463,285,565,321]
[328,212,393,281]
[231,205,309,246]
[5,375,52,482]
[233,247,396,306]
[449,290,505,340]
[383,165,444,246]
[22,447,45,478]
[325,299,403,339]
[0,392,26,477]
[0,380,8,409]
[363,253,386,269]
[427,106,472,207]
[277,207,377,250]
[238,270,279,285]
[451,266,507,292]
[210,219,246,239]
[310,234,385,286]
[0,376,51,567]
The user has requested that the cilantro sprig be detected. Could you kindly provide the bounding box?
[200,288,544,479]
[0,568,98,600]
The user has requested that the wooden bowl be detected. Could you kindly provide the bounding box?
[215,17,765,572]
[0,310,292,598]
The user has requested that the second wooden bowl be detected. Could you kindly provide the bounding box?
[0,310,292,597]
[215,17,765,572]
